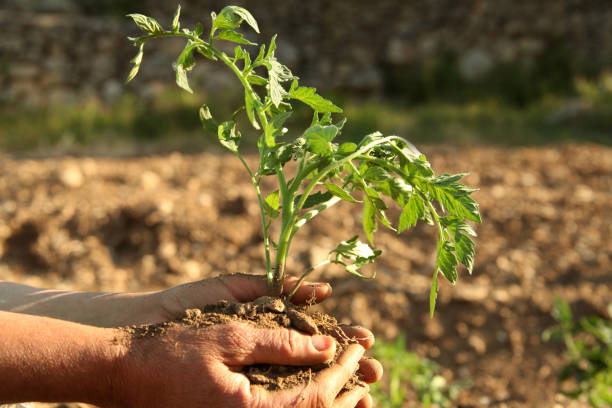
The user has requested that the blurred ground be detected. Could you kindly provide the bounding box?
[0,143,610,407]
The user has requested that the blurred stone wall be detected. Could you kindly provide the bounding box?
[2,0,612,106]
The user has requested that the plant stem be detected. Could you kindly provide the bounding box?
[235,153,272,279]
[286,259,331,301]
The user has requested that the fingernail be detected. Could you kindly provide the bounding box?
[312,335,333,351]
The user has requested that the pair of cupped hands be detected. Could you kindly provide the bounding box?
[120,274,382,408]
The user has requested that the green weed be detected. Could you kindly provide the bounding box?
[370,336,465,407]
[543,298,612,407]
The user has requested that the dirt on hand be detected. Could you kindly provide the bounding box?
[123,296,364,392]
[1,144,610,407]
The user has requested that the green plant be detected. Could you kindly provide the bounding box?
[370,335,465,407]
[543,297,612,407]
[125,5,481,313]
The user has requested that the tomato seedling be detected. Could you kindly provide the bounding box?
[126,5,481,315]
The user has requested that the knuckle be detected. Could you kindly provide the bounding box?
[221,323,251,353]
[282,329,299,357]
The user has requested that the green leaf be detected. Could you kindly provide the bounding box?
[217,120,241,153]
[176,42,197,93]
[126,43,144,83]
[430,270,438,318]
[295,191,333,210]
[127,13,163,34]
[267,57,293,107]
[362,166,390,183]
[362,199,376,244]
[247,74,268,86]
[196,44,216,60]
[288,84,342,113]
[324,183,360,203]
[244,91,261,130]
[216,30,256,45]
[337,142,357,155]
[437,242,458,284]
[263,111,291,147]
[303,124,338,156]
[199,105,218,134]
[228,6,260,33]
[358,131,383,148]
[448,220,476,274]
[429,177,481,223]
[264,190,280,218]
[213,6,259,33]
[329,236,381,278]
[194,22,203,37]
[398,195,425,233]
[171,5,181,32]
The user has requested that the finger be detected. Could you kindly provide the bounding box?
[315,344,365,399]
[358,358,383,384]
[283,276,332,305]
[212,273,270,302]
[339,325,375,349]
[333,384,369,408]
[356,393,373,408]
[214,274,332,304]
[223,325,336,366]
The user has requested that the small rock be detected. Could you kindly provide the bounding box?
[287,309,319,335]
[252,296,286,313]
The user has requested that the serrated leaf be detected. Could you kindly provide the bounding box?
[126,43,144,83]
[216,30,256,45]
[398,195,424,232]
[362,199,376,244]
[329,236,381,278]
[127,13,163,34]
[303,124,338,156]
[267,57,293,107]
[171,5,181,32]
[213,6,259,33]
[428,177,481,223]
[446,220,476,274]
[217,120,241,153]
[199,105,218,134]
[437,242,458,284]
[288,85,342,113]
[263,111,291,148]
[324,183,360,203]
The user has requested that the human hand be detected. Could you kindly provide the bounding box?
[149,273,332,324]
[115,322,379,408]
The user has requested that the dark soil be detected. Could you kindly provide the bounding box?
[124,296,363,392]
[1,144,610,407]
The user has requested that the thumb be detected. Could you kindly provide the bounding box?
[225,327,336,366]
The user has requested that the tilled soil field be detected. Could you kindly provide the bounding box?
[1,144,610,407]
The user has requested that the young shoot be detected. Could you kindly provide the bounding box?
[126,5,481,315]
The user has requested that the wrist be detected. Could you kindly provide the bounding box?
[0,311,127,406]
